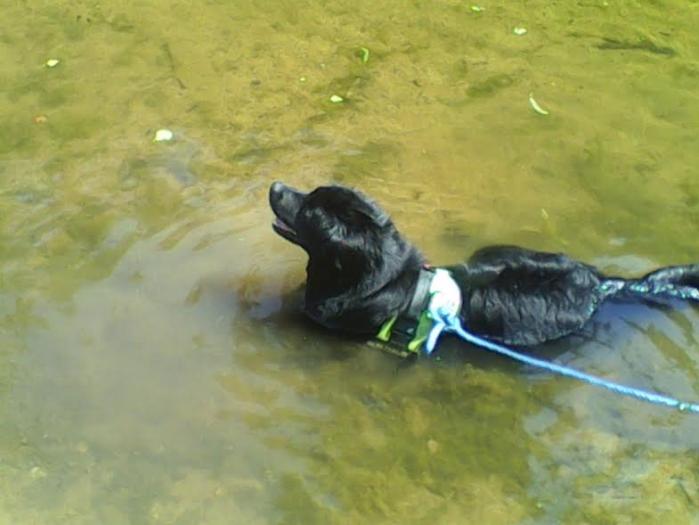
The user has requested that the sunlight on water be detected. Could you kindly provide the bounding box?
[1,0,699,523]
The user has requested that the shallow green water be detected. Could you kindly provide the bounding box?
[2,0,699,523]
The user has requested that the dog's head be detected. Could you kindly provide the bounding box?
[269,182,423,332]
[270,182,390,250]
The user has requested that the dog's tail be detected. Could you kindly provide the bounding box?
[600,264,699,302]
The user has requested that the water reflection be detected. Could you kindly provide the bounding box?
[2,0,699,522]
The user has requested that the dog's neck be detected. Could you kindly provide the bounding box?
[303,245,425,334]
[377,267,463,354]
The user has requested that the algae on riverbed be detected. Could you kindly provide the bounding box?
[1,0,699,523]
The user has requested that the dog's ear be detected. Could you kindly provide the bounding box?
[331,242,367,274]
[328,185,390,228]
[321,229,371,277]
[304,238,371,301]
[350,203,390,229]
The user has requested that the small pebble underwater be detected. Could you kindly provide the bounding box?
[1,1,699,523]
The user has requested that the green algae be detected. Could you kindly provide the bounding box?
[1,0,699,523]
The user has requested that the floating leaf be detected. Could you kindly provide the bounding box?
[153,129,174,142]
[528,93,549,115]
[359,47,370,64]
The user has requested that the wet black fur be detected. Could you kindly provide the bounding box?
[269,182,699,346]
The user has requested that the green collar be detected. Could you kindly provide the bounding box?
[375,267,462,356]
[377,310,435,354]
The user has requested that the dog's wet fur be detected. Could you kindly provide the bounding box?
[269,182,699,347]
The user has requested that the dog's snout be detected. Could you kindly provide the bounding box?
[270,181,284,196]
[269,181,286,207]
[269,181,307,225]
[269,180,281,195]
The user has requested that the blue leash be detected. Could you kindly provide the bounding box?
[424,308,699,414]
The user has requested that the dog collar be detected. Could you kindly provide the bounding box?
[376,268,462,356]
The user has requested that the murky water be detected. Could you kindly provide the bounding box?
[2,0,699,523]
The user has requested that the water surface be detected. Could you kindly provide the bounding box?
[1,1,699,523]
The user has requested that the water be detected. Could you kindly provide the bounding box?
[1,0,699,523]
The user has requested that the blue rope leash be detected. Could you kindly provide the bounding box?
[424,308,699,414]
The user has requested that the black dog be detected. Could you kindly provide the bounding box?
[269,182,699,353]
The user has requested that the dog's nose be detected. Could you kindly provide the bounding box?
[269,180,289,197]
[269,181,286,200]
[269,181,306,211]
